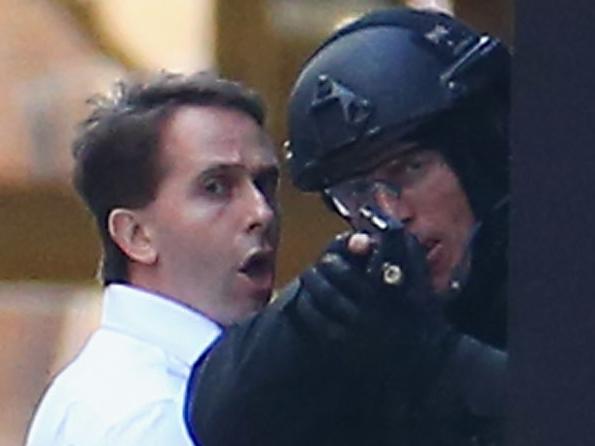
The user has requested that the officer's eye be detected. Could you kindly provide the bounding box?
[405,151,433,170]
[401,152,436,178]
[405,158,424,172]
[372,151,435,188]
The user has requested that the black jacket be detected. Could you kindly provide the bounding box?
[185,209,507,446]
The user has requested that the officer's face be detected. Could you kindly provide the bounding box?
[368,147,475,293]
[140,105,280,325]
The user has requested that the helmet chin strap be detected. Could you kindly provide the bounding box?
[443,194,510,300]
[443,220,482,300]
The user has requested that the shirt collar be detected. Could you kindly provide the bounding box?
[102,284,222,367]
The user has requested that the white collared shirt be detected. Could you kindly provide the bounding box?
[26,284,222,446]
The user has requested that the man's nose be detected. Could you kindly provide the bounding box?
[244,182,276,233]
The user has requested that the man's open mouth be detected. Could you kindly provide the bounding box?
[239,249,274,283]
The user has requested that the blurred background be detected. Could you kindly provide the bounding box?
[0,0,512,443]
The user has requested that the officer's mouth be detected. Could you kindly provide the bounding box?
[424,239,443,268]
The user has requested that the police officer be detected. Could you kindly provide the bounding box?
[186,7,509,446]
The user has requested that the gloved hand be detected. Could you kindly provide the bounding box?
[294,213,460,383]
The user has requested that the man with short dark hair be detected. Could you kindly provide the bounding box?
[187,8,508,446]
[26,72,280,445]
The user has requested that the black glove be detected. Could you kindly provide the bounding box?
[295,215,460,381]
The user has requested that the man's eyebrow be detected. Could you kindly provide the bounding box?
[202,162,245,173]
[198,162,279,179]
[194,164,242,184]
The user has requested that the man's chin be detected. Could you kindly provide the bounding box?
[223,294,270,325]
[249,287,273,308]
[237,271,274,302]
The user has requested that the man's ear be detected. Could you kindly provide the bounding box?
[108,208,157,266]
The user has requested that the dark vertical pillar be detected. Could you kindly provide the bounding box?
[511,0,595,444]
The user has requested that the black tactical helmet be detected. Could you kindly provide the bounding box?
[286,7,510,208]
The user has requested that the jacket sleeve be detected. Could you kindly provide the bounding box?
[185,279,380,446]
[185,278,506,446]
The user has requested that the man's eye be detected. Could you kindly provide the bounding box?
[203,177,230,197]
